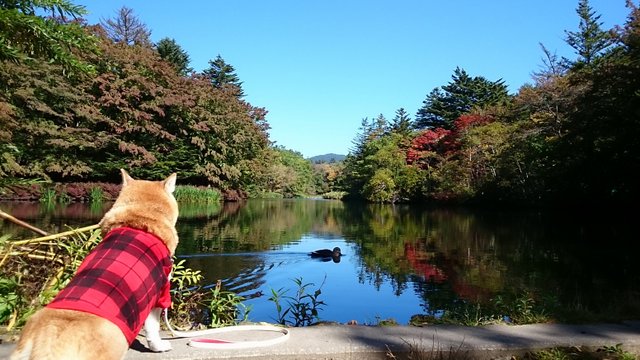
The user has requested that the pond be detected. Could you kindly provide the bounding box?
[1,199,638,325]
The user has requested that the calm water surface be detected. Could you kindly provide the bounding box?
[1,199,637,324]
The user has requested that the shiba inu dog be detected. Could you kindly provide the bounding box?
[11,169,179,360]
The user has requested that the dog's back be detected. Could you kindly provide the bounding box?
[10,308,128,360]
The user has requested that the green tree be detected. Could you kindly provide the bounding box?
[564,0,614,67]
[458,121,514,196]
[341,116,388,196]
[313,161,343,194]
[100,6,151,46]
[156,37,192,76]
[245,147,316,197]
[0,0,97,75]
[341,112,418,203]
[363,168,396,203]
[553,0,640,203]
[202,54,244,97]
[415,67,510,129]
[390,108,412,136]
[276,147,316,196]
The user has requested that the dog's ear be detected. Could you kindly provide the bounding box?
[164,173,177,194]
[120,169,134,187]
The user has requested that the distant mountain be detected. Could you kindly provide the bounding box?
[308,153,346,163]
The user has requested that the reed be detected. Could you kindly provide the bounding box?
[174,185,221,203]
[38,188,57,204]
[88,187,104,204]
[0,225,101,329]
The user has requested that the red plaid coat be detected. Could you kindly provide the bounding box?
[48,227,172,344]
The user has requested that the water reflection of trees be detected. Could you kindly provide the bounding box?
[177,199,346,254]
[0,201,109,237]
[176,200,640,318]
[175,199,350,296]
[4,200,639,319]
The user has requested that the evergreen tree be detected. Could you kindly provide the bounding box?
[202,54,244,97]
[156,37,192,76]
[0,0,97,75]
[414,67,509,130]
[101,6,151,46]
[564,0,613,66]
[373,113,388,136]
[390,108,412,135]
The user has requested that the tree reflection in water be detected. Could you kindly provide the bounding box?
[1,199,637,323]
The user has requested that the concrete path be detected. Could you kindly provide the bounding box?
[2,322,640,360]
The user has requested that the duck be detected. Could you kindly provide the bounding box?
[309,247,342,262]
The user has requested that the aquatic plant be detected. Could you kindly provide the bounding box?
[57,191,72,204]
[170,260,249,329]
[88,187,104,204]
[174,185,221,203]
[269,276,326,327]
[38,188,57,204]
[207,280,251,327]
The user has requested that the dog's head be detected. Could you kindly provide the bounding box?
[100,169,179,255]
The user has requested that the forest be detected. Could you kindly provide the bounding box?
[1,0,639,206]
[341,0,640,206]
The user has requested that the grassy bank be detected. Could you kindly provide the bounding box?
[0,183,223,204]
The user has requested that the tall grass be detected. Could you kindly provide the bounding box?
[0,225,101,329]
[38,187,70,204]
[174,185,221,203]
[88,187,104,204]
[38,188,57,204]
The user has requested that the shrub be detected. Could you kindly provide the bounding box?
[321,191,347,200]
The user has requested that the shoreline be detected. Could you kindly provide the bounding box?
[3,321,640,359]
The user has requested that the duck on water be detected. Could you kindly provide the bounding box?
[309,247,342,263]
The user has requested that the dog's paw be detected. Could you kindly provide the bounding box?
[148,339,172,352]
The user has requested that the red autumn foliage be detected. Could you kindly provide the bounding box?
[405,243,492,301]
[406,128,454,166]
[405,243,447,283]
[453,114,492,133]
[406,114,493,168]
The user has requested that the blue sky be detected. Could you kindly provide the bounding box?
[77,1,631,158]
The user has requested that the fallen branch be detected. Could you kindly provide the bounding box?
[0,209,48,236]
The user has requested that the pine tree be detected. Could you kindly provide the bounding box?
[414,67,509,130]
[564,0,613,66]
[202,54,244,97]
[156,38,192,76]
[390,108,412,135]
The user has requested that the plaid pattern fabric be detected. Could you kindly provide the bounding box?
[48,227,172,344]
